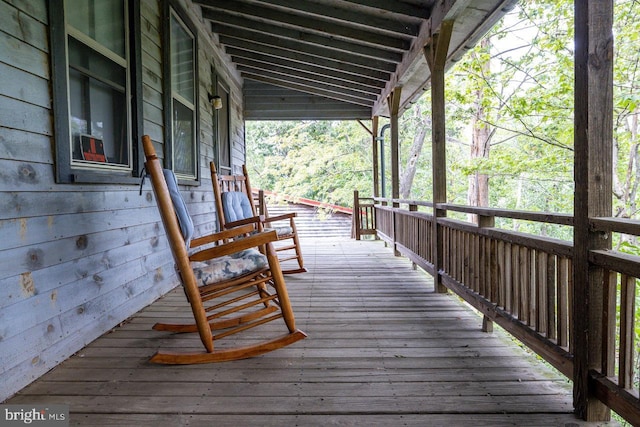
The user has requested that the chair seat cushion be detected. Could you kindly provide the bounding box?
[191,248,268,286]
[266,226,294,236]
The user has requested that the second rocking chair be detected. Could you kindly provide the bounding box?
[211,162,306,274]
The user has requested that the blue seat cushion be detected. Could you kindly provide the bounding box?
[163,169,194,247]
[222,191,254,223]
[191,248,268,285]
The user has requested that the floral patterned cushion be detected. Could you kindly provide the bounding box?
[191,248,268,286]
[267,226,294,236]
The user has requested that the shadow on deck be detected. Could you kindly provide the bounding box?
[6,238,617,426]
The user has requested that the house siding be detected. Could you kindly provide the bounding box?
[0,0,244,401]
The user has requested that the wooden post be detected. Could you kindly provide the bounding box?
[410,202,418,269]
[388,88,402,256]
[478,214,495,332]
[372,116,380,198]
[573,0,613,421]
[388,89,402,206]
[353,190,361,240]
[425,20,453,294]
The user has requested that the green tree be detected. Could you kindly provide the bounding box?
[246,120,372,207]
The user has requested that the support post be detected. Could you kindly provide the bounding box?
[425,20,453,294]
[478,214,495,332]
[353,190,361,240]
[388,88,402,256]
[388,88,402,207]
[573,0,613,421]
[372,116,380,198]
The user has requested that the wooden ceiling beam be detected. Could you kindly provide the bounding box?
[339,0,431,19]
[196,0,409,51]
[221,38,391,82]
[228,49,387,90]
[202,9,403,64]
[242,73,375,107]
[238,67,379,102]
[215,25,397,73]
[250,0,420,37]
[234,57,382,96]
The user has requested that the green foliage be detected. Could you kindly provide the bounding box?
[442,0,576,218]
[246,120,372,207]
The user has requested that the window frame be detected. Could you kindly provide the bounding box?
[163,1,200,184]
[49,0,143,184]
[214,76,232,175]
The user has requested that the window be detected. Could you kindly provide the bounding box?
[216,79,232,174]
[165,4,198,181]
[50,0,141,183]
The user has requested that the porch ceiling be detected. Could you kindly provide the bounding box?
[195,0,517,120]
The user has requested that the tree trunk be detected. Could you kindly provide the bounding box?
[400,107,430,199]
[614,113,639,249]
[467,38,493,222]
[468,121,491,207]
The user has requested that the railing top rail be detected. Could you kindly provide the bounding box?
[590,216,640,236]
[373,197,434,208]
[372,198,573,226]
[439,203,574,226]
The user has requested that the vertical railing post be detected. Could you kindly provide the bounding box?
[478,214,495,332]
[573,0,614,421]
[353,190,361,240]
[425,21,453,293]
[409,202,418,269]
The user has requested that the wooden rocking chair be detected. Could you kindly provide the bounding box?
[142,135,306,364]
[210,162,306,274]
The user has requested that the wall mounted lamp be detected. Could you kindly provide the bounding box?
[208,93,223,110]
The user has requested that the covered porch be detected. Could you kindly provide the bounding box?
[6,238,605,426]
[2,0,636,424]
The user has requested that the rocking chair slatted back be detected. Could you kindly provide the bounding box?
[210,162,307,274]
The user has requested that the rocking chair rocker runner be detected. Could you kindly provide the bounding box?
[210,162,306,274]
[142,135,306,364]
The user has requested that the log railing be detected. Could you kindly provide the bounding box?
[370,197,640,425]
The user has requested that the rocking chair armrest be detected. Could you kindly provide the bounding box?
[189,229,278,262]
[224,215,263,228]
[189,223,256,248]
[262,213,296,223]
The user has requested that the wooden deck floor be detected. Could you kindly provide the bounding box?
[7,238,617,426]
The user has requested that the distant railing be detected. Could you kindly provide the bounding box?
[352,190,376,240]
[257,189,353,214]
[369,196,640,426]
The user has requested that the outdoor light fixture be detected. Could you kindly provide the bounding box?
[208,93,223,110]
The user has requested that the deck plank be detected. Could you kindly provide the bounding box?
[6,238,617,426]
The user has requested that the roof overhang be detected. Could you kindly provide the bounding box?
[194,0,518,120]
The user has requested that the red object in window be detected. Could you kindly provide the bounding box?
[81,135,107,162]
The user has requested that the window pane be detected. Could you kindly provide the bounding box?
[66,0,125,58]
[170,14,194,104]
[68,37,126,89]
[218,83,230,169]
[69,69,128,166]
[173,99,195,176]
